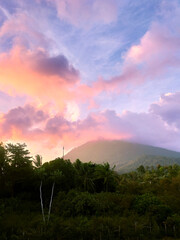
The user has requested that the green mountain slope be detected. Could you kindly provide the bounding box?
[65,140,180,171]
[119,155,180,173]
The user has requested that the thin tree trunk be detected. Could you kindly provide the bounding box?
[173,225,176,238]
[40,181,45,223]
[164,222,167,234]
[118,225,121,238]
[47,182,55,223]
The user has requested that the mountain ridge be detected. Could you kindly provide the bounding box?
[65,140,180,171]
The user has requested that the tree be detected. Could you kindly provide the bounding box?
[6,143,32,168]
[0,143,9,196]
[5,143,33,196]
[33,154,42,168]
[74,160,95,192]
[137,165,145,174]
[94,163,118,192]
[37,161,62,224]
[0,142,8,177]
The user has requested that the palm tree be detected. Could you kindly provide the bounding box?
[94,163,118,192]
[33,154,42,168]
[81,164,95,192]
[74,160,95,192]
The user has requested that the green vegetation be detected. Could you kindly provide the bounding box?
[1,142,180,239]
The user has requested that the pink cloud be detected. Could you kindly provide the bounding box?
[0,8,102,111]
[0,10,101,110]
[124,21,180,77]
[0,11,50,49]
[1,92,180,160]
[47,0,118,27]
[95,2,180,93]
[150,92,180,128]
[0,43,105,113]
[0,105,48,139]
[0,104,130,155]
[0,45,80,111]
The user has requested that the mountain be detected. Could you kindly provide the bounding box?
[65,140,180,172]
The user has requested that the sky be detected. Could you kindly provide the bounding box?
[0,0,180,160]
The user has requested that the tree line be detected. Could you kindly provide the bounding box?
[0,142,180,239]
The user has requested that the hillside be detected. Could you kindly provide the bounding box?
[119,155,180,173]
[65,140,180,171]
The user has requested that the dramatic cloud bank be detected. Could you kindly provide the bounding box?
[1,92,180,159]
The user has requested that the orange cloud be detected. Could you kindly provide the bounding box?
[0,45,80,111]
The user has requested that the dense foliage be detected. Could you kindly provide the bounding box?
[0,143,180,239]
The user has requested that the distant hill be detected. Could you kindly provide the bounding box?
[65,140,180,172]
[118,155,180,173]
